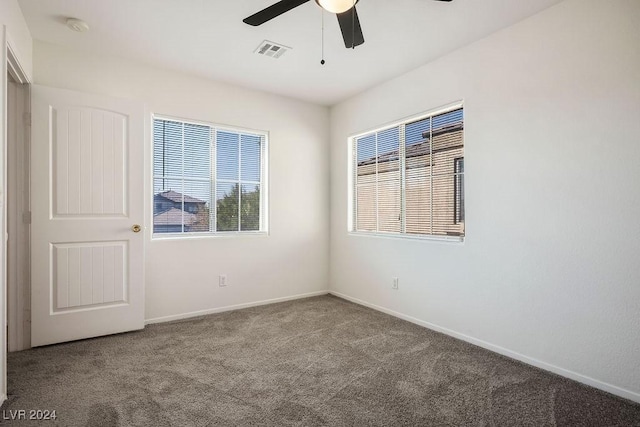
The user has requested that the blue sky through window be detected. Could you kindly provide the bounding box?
[241,135,261,182]
[406,108,463,147]
[217,131,239,181]
[356,108,462,162]
[153,118,263,208]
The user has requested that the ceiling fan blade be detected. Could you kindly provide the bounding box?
[336,7,364,49]
[243,0,311,26]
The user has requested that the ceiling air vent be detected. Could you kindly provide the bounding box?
[254,40,291,59]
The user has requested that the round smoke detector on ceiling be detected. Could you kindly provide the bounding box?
[66,18,90,33]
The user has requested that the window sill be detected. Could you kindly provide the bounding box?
[152,231,269,241]
[348,231,464,244]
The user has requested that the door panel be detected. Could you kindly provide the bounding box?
[53,108,127,217]
[31,85,145,347]
[52,241,126,310]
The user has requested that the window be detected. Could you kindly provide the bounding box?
[351,105,464,238]
[153,117,267,235]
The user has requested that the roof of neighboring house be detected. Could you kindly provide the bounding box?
[156,190,206,204]
[358,122,463,167]
[153,208,198,227]
[420,122,464,140]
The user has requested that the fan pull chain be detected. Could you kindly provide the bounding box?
[320,9,325,65]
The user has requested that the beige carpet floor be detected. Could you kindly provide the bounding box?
[2,295,639,426]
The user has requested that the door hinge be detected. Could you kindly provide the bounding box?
[22,211,32,224]
[23,112,31,126]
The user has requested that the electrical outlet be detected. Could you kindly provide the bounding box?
[219,275,227,287]
[392,277,399,290]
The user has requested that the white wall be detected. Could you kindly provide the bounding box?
[0,0,33,79]
[329,0,640,402]
[33,41,330,322]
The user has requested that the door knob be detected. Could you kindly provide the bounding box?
[132,224,141,233]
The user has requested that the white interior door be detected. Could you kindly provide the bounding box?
[31,85,145,347]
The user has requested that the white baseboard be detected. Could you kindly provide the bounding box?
[145,290,329,325]
[330,291,640,404]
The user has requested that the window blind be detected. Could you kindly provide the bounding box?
[153,118,265,235]
[353,106,464,238]
[355,126,401,233]
[215,131,263,232]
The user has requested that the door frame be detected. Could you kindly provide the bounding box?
[1,25,32,404]
[6,67,30,352]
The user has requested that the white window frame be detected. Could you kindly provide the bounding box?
[151,114,269,239]
[347,101,464,242]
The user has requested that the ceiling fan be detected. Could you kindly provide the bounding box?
[243,0,453,49]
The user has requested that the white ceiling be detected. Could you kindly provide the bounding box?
[18,0,563,106]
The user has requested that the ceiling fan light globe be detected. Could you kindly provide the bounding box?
[315,0,359,14]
